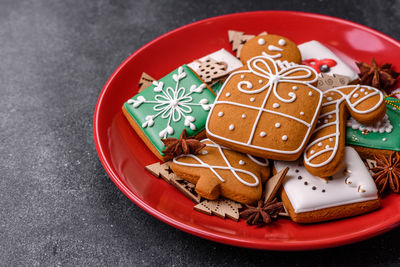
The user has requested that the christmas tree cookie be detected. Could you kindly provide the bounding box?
[122,65,216,161]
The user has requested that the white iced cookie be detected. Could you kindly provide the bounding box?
[275,146,380,223]
[298,40,359,82]
[187,48,243,76]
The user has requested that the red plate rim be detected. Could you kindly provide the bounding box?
[93,10,400,250]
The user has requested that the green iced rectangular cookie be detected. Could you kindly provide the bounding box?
[123,65,215,156]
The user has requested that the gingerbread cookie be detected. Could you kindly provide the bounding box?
[346,96,400,159]
[317,73,350,91]
[303,85,386,177]
[122,65,215,161]
[275,146,380,223]
[206,54,323,161]
[171,139,270,204]
[299,40,359,82]
[240,33,302,65]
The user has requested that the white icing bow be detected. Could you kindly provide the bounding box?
[237,53,319,103]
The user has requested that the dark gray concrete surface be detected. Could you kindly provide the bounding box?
[1,0,400,266]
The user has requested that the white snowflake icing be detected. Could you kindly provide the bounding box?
[127,66,212,138]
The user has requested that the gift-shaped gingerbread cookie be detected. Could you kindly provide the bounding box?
[171,139,270,204]
[122,65,215,161]
[303,85,386,177]
[206,54,323,161]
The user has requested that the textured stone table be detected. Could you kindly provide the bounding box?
[1,0,400,265]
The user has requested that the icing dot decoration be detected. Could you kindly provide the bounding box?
[353,93,359,98]
[260,131,266,137]
[201,150,208,155]
[258,38,266,45]
[241,114,246,119]
[360,88,365,92]
[310,150,315,154]
[250,97,255,102]
[258,80,263,84]
[327,97,333,101]
[329,138,333,142]
[318,142,323,147]
[300,111,304,116]
[225,92,231,97]
[218,111,224,117]
[229,124,235,130]
[282,135,288,141]
[273,103,280,108]
[382,137,387,142]
[308,91,313,96]
[278,39,286,46]
[239,160,245,165]
[275,123,281,128]
[292,86,298,90]
[325,145,330,149]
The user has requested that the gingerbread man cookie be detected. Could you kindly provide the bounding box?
[206,54,323,161]
[240,33,302,65]
[171,139,270,204]
[303,85,386,177]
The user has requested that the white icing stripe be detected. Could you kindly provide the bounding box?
[306,147,334,162]
[276,147,378,213]
[214,101,311,127]
[247,83,273,144]
[206,54,323,155]
[351,91,378,107]
[173,139,260,187]
[304,85,384,168]
[313,122,336,132]
[318,110,336,118]
[261,51,281,59]
[247,154,269,166]
[306,133,337,148]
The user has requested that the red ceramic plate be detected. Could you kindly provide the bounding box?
[93,11,400,250]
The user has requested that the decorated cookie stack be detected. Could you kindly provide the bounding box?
[123,30,400,225]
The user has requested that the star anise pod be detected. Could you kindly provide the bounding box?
[161,129,206,158]
[371,152,400,194]
[239,198,284,225]
[356,58,399,92]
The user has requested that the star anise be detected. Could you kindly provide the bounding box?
[356,58,399,92]
[239,198,284,225]
[371,152,400,194]
[161,129,206,158]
